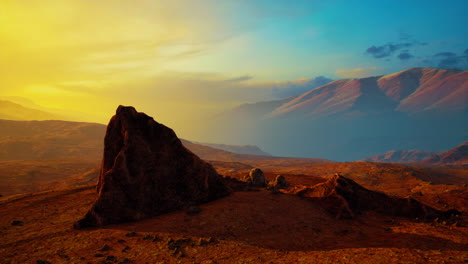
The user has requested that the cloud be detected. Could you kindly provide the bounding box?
[270,76,333,98]
[432,51,468,68]
[398,52,414,61]
[335,67,381,78]
[224,75,253,83]
[434,52,457,57]
[365,39,427,59]
[365,43,413,59]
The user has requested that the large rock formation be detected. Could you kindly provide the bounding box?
[294,173,459,220]
[74,106,229,229]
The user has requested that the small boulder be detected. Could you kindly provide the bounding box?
[242,168,267,187]
[269,175,288,189]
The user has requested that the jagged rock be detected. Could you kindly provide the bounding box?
[242,168,267,187]
[74,106,229,228]
[268,175,288,189]
[294,173,460,220]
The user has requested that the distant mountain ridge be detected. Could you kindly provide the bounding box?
[0,100,62,121]
[0,119,313,163]
[193,141,271,156]
[266,67,467,119]
[199,67,467,161]
[362,150,442,163]
[421,141,468,167]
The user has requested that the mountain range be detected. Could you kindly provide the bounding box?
[362,150,441,163]
[421,141,468,167]
[201,67,467,161]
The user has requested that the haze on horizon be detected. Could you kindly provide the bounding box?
[1,0,467,140]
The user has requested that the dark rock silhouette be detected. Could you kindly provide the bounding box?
[74,106,229,228]
[295,173,460,220]
[269,175,289,189]
[242,168,267,187]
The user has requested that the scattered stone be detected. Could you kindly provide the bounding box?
[171,249,186,258]
[208,237,218,244]
[117,239,126,243]
[186,206,202,215]
[167,238,192,250]
[142,235,160,242]
[118,258,130,264]
[74,106,229,229]
[242,168,267,187]
[197,238,208,246]
[94,254,104,257]
[122,246,130,252]
[11,220,23,226]
[125,232,138,237]
[36,261,51,264]
[106,256,116,261]
[384,228,392,232]
[99,244,111,252]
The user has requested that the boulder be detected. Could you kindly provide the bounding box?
[74,106,229,228]
[269,175,288,189]
[242,168,267,187]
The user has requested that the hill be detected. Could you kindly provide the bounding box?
[193,141,271,156]
[362,150,441,163]
[421,141,468,167]
[201,67,468,161]
[0,100,62,121]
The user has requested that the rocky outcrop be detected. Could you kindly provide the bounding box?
[242,168,267,187]
[268,175,288,189]
[74,106,229,229]
[294,173,460,220]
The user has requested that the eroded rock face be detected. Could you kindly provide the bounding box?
[242,168,267,187]
[295,173,459,220]
[74,106,229,229]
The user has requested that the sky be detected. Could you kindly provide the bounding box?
[1,0,467,138]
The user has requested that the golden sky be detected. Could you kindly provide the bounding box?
[1,0,264,131]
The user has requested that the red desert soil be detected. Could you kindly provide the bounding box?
[1,175,467,264]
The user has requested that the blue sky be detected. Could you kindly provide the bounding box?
[172,0,468,80]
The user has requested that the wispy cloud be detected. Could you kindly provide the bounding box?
[335,67,381,78]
